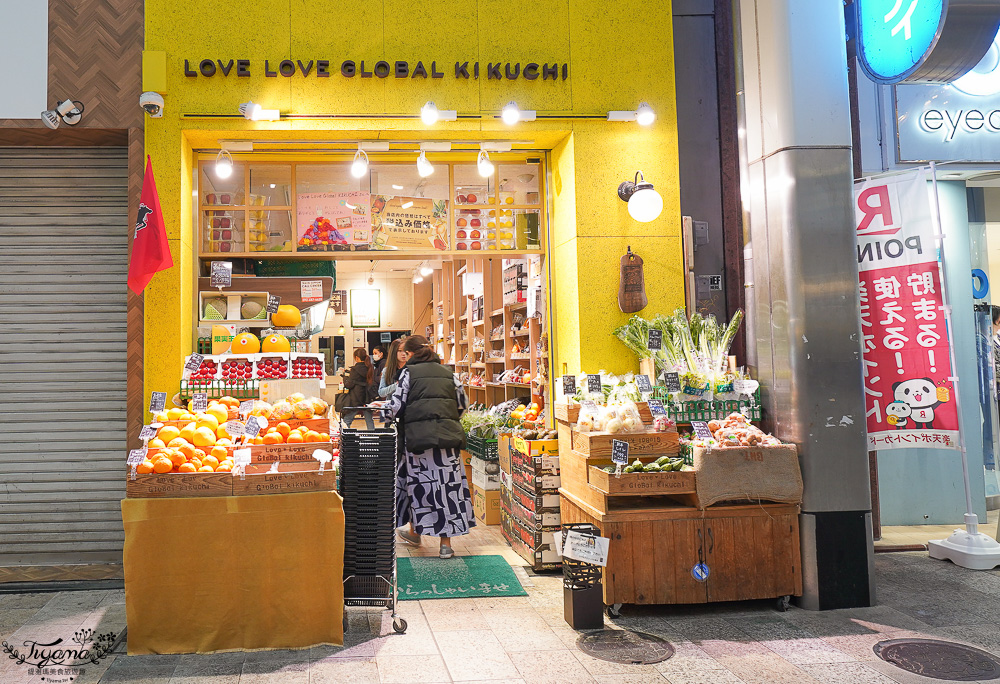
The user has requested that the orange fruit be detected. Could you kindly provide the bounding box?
[263,432,283,445]
[318,432,330,441]
[198,465,216,473]
[276,422,291,438]
[216,437,233,447]
[231,332,261,354]
[193,426,217,447]
[179,413,196,422]
[189,456,203,470]
[177,443,196,460]
[196,414,220,432]
[220,396,239,408]
[217,462,233,472]
[266,426,278,434]
[166,407,185,420]
[137,460,155,474]
[261,333,291,353]
[286,432,304,443]
[253,435,264,445]
[157,425,180,443]
[168,450,187,467]
[178,462,197,473]
[152,456,173,474]
[193,448,206,459]
[305,430,321,442]
[227,405,239,420]
[148,438,166,449]
[179,422,197,443]
[167,437,190,449]
[207,405,228,425]
[202,455,220,470]
[211,445,229,459]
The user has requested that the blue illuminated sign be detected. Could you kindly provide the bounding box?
[857,0,945,83]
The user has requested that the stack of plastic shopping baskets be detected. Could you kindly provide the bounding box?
[338,408,406,634]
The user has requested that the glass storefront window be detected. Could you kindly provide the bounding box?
[201,164,245,205]
[453,165,496,205]
[201,209,245,253]
[248,210,293,253]
[498,164,540,205]
[249,165,292,206]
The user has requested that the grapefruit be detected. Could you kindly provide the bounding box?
[271,305,301,328]
[232,332,261,354]
[261,333,290,353]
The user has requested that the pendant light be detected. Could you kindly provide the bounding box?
[617,171,663,223]
[215,150,234,179]
[477,150,495,178]
[351,148,369,178]
[420,263,434,277]
[416,150,434,177]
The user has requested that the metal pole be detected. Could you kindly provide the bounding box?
[927,161,978,533]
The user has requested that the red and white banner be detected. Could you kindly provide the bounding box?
[855,170,958,450]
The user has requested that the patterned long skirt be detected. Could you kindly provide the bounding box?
[396,446,476,538]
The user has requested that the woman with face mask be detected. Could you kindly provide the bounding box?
[384,335,473,559]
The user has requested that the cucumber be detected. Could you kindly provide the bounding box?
[624,465,635,474]
[655,455,671,466]
[604,466,615,473]
[644,464,662,472]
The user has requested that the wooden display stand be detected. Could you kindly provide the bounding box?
[556,404,802,609]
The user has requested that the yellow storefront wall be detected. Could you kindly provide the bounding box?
[144,0,683,402]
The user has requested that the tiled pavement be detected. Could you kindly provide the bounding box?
[4,525,1000,683]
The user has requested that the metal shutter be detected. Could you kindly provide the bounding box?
[0,147,129,574]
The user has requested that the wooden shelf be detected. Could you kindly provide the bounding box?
[471,363,486,369]
[512,329,529,337]
[491,308,505,317]
[490,335,505,342]
[472,321,484,327]
[507,301,527,310]
[485,358,506,364]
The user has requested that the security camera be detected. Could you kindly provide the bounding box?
[140,92,164,118]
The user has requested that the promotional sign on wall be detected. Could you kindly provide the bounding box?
[370,196,449,250]
[855,170,958,450]
[296,191,371,250]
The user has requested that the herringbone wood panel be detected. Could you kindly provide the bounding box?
[0,0,142,129]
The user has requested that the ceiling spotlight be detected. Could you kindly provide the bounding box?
[501,102,520,125]
[416,150,434,178]
[413,274,423,284]
[420,264,434,277]
[239,101,280,121]
[477,150,495,178]
[215,150,234,179]
[421,102,439,125]
[41,99,84,129]
[618,171,663,223]
[351,148,369,179]
[608,102,656,125]
[636,102,655,126]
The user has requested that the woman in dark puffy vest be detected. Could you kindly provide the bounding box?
[385,335,473,559]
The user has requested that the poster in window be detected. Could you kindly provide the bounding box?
[350,289,381,328]
[370,196,449,251]
[296,192,371,251]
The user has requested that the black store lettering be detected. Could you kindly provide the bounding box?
[265,60,277,77]
[505,62,520,79]
[524,63,539,80]
[341,60,356,77]
[218,59,234,76]
[542,63,557,79]
[455,61,470,78]
[297,60,314,76]
[395,60,409,77]
[199,59,216,77]
[317,60,330,77]
[279,60,295,76]
[487,63,502,79]
[184,59,197,77]
[360,61,373,77]
[237,59,250,76]
[374,61,391,78]
[413,61,428,78]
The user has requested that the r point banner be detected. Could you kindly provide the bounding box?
[855,170,959,450]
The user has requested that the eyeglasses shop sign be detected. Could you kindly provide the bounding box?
[896,84,1000,162]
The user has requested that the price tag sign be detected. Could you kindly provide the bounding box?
[313,448,333,472]
[733,378,760,396]
[692,421,714,441]
[244,416,263,438]
[223,420,245,436]
[648,328,662,351]
[562,375,576,395]
[587,374,602,393]
[191,393,208,412]
[149,391,167,413]
[300,279,323,302]
[581,400,598,412]
[233,448,251,466]
[239,400,253,417]
[265,294,281,314]
[127,448,147,466]
[182,353,205,381]
[210,261,233,288]
[636,375,652,393]
[662,372,682,393]
[563,530,611,566]
[138,425,157,441]
[611,439,630,465]
[647,399,667,416]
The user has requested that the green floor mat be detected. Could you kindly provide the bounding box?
[396,555,528,600]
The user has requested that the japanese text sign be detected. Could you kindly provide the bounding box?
[855,170,957,450]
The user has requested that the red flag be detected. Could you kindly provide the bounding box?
[127,157,173,294]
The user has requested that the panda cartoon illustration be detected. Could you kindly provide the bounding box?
[892,377,942,430]
[885,401,911,429]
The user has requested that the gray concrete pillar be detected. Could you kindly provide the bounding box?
[735,0,876,609]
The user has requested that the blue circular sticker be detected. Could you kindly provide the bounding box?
[973,269,990,300]
[692,562,710,582]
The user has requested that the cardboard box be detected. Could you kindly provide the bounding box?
[471,456,502,491]
[473,484,501,525]
[510,461,561,493]
[461,449,473,467]
[501,484,561,529]
[499,434,513,475]
[464,463,473,487]
[500,511,560,570]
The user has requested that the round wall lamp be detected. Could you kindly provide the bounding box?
[351,148,369,178]
[477,150,495,177]
[215,150,234,179]
[416,150,435,177]
[618,171,663,222]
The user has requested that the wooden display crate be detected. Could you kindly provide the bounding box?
[570,427,677,458]
[560,489,802,606]
[250,440,334,464]
[587,460,695,497]
[126,461,337,499]
[554,402,653,425]
[559,449,696,514]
